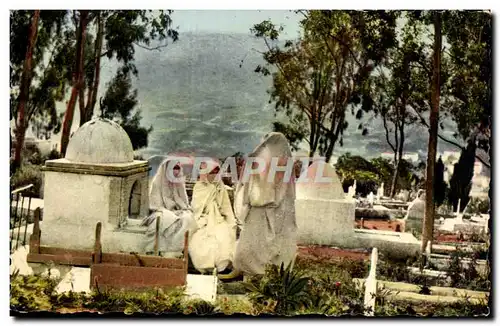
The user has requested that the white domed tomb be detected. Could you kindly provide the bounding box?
[41,118,150,251]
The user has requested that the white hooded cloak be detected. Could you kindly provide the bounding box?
[232,132,297,276]
[141,158,197,254]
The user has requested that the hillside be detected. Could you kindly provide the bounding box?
[45,32,463,160]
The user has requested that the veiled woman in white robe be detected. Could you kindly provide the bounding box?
[232,132,297,276]
[189,167,237,273]
[141,158,197,254]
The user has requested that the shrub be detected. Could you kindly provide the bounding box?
[45,149,62,161]
[468,198,490,215]
[243,262,311,315]
[10,272,59,312]
[10,163,44,198]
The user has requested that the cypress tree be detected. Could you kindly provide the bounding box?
[448,140,476,211]
[434,156,447,207]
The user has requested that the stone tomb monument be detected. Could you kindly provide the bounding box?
[295,161,356,246]
[296,161,420,259]
[41,118,150,252]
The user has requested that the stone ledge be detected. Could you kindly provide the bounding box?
[43,160,150,177]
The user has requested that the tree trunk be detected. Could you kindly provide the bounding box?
[12,10,40,174]
[390,114,406,198]
[324,114,344,163]
[421,12,441,252]
[390,157,400,198]
[308,115,317,161]
[60,10,89,156]
[81,11,104,126]
[391,58,409,198]
[487,127,492,310]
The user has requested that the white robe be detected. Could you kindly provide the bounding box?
[141,158,197,254]
[233,132,297,276]
[189,180,237,273]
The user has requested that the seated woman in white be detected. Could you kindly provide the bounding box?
[141,158,197,255]
[189,163,237,274]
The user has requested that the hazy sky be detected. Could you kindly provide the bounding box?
[171,10,301,37]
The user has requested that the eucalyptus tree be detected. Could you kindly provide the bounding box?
[10,10,69,171]
[60,10,179,156]
[252,10,398,162]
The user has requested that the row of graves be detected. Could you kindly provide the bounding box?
[10,118,490,313]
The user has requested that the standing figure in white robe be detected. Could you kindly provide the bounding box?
[141,158,197,254]
[189,165,237,274]
[229,132,297,277]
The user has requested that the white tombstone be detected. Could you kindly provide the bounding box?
[364,247,378,316]
[377,183,384,201]
[41,118,150,252]
[295,161,355,246]
[455,198,463,222]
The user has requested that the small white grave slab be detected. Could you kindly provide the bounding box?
[185,273,218,303]
[55,267,91,294]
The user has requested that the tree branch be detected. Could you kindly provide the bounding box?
[409,104,491,168]
[134,42,169,51]
[382,113,396,153]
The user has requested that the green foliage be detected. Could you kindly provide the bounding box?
[376,297,489,317]
[446,248,490,292]
[441,11,491,142]
[100,66,153,150]
[10,10,71,137]
[293,257,367,316]
[448,140,476,211]
[370,16,424,173]
[10,273,193,315]
[76,10,179,123]
[468,197,489,215]
[335,153,378,196]
[10,273,59,312]
[335,153,417,196]
[252,11,398,160]
[434,157,447,206]
[99,10,178,69]
[272,121,307,152]
[243,262,311,315]
[182,299,219,316]
[377,258,415,283]
[11,256,490,316]
[10,163,43,198]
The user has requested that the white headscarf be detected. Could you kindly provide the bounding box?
[149,157,190,211]
[234,132,294,223]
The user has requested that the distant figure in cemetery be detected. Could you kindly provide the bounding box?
[225,132,297,278]
[141,158,197,254]
[347,180,357,199]
[367,192,375,207]
[403,189,426,232]
[189,163,237,274]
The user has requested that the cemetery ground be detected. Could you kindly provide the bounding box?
[10,146,490,317]
[11,242,489,317]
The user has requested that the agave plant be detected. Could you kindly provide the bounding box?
[243,262,311,315]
